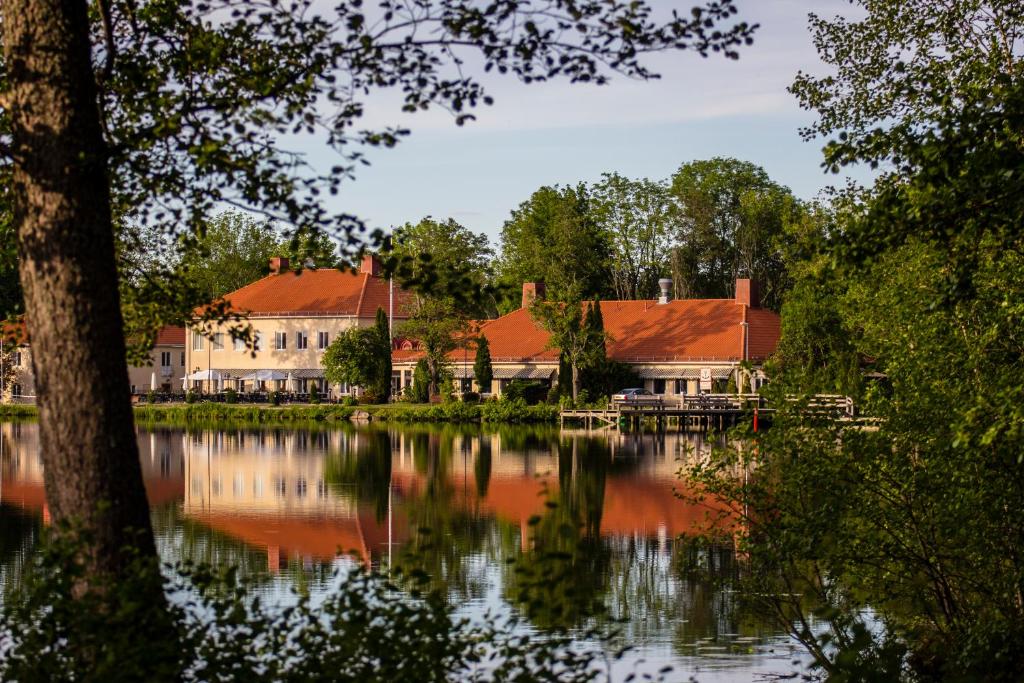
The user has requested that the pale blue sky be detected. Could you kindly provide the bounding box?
[303,1,871,244]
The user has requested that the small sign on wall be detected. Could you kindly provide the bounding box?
[699,367,713,392]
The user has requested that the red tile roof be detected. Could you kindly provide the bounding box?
[394,298,780,364]
[1,317,27,345]
[209,269,414,318]
[155,325,185,346]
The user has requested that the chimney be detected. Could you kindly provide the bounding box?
[521,282,546,309]
[269,257,290,274]
[361,253,381,277]
[735,278,759,308]
[657,278,673,304]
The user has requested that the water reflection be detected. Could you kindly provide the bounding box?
[0,421,797,677]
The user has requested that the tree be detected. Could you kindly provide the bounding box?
[530,294,605,400]
[590,173,674,300]
[497,184,611,311]
[180,211,282,301]
[410,359,431,403]
[0,0,753,668]
[322,307,391,402]
[473,335,493,395]
[400,298,464,398]
[668,158,797,309]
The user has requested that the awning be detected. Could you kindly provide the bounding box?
[452,366,474,379]
[289,368,325,379]
[186,369,223,381]
[635,367,733,380]
[493,367,556,380]
[238,369,289,382]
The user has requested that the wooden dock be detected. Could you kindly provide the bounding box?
[559,394,854,430]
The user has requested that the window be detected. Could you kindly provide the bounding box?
[130,384,137,395]
[180,351,185,366]
[12,351,21,366]
[254,332,263,351]
[233,337,246,351]
[296,332,308,350]
[317,331,329,350]
[653,378,666,394]
[192,333,203,350]
[274,331,287,350]
[160,351,171,367]
[675,379,689,395]
[296,478,307,497]
[212,333,224,350]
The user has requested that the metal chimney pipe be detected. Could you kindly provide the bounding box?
[657,278,673,304]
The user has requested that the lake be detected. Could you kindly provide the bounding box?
[0,421,808,681]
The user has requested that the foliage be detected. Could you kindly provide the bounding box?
[223,388,238,404]
[0,212,20,320]
[179,211,282,302]
[530,297,605,400]
[184,390,198,404]
[497,184,610,310]
[410,359,431,404]
[684,7,1024,680]
[589,173,674,300]
[400,300,462,398]
[0,529,618,682]
[461,391,480,405]
[501,380,548,406]
[667,157,797,308]
[390,217,495,318]
[472,336,493,394]
[309,385,321,404]
[269,391,282,407]
[322,307,391,401]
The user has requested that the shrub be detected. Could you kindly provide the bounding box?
[461,391,480,404]
[309,385,321,404]
[340,396,358,407]
[146,391,157,405]
[502,380,548,405]
[224,388,238,404]
[185,390,198,404]
[269,391,282,406]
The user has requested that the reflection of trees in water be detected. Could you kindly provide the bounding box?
[504,436,613,631]
[399,430,495,604]
[323,430,392,522]
[0,505,41,593]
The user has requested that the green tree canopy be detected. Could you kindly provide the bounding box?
[497,184,611,310]
[179,211,282,302]
[668,157,797,309]
[322,307,391,402]
[473,335,493,394]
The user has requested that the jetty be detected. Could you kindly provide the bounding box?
[559,394,855,430]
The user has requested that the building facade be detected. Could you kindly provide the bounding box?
[392,278,781,398]
[186,255,412,396]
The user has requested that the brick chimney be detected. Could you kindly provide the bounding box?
[521,282,546,309]
[269,257,290,274]
[735,278,760,308]
[361,253,382,276]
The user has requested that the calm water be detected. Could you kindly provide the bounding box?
[0,422,807,681]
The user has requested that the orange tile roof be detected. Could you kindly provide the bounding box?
[155,325,186,346]
[393,298,780,364]
[1,317,27,345]
[209,269,414,318]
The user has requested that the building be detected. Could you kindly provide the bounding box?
[1,319,188,401]
[392,278,780,397]
[186,255,412,396]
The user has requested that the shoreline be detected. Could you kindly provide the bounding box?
[0,401,559,425]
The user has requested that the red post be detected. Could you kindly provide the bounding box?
[753,406,759,433]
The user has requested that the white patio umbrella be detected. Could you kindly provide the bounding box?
[286,371,294,392]
[150,371,157,392]
[181,376,188,390]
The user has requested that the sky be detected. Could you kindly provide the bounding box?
[303,1,872,245]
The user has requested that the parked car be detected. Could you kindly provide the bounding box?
[612,387,661,404]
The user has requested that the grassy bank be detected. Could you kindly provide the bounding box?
[128,399,558,425]
[0,404,38,420]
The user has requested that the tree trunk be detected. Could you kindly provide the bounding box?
[3,0,165,612]
[571,363,580,401]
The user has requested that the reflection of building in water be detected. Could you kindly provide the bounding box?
[182,429,398,568]
[390,429,732,548]
[0,424,185,515]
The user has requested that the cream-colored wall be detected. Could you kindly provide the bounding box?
[1,345,35,401]
[127,344,187,393]
[186,316,369,380]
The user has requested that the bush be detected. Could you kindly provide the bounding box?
[269,390,282,406]
[185,390,198,404]
[310,385,321,404]
[146,391,157,404]
[0,530,609,683]
[502,380,548,405]
[224,388,238,404]
[461,391,480,404]
[340,396,358,407]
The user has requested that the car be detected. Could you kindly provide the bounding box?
[612,387,661,404]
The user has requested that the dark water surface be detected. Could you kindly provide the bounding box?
[0,422,807,681]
